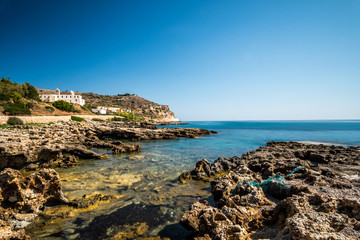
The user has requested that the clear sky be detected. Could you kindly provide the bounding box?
[1,0,359,120]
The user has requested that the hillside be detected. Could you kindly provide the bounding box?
[0,78,92,116]
[38,89,177,121]
[81,92,176,120]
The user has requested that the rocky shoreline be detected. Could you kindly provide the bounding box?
[0,120,215,239]
[179,141,360,239]
[2,119,358,240]
[0,121,214,171]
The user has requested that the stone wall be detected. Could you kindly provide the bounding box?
[0,115,115,124]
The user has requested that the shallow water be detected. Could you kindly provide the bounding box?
[27,120,360,239]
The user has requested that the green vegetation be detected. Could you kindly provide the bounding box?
[71,116,84,122]
[115,111,144,122]
[25,102,34,109]
[0,124,9,129]
[0,77,41,115]
[92,118,105,122]
[52,100,75,112]
[80,105,92,112]
[3,103,31,115]
[0,77,39,101]
[7,117,24,125]
[45,106,55,112]
[110,117,123,121]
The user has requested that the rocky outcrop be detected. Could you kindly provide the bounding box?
[0,168,68,239]
[179,157,241,183]
[94,127,215,141]
[180,142,360,239]
[0,121,141,170]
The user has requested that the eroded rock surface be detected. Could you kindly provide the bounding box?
[0,168,68,239]
[180,141,360,240]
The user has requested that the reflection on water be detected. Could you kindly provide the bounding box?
[26,121,360,239]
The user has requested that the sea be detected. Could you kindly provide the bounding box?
[26,120,360,239]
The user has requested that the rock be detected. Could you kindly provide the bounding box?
[0,219,30,240]
[0,168,68,213]
[0,168,68,239]
[179,157,241,182]
[0,146,31,170]
[180,141,360,240]
[0,120,213,171]
[94,127,214,141]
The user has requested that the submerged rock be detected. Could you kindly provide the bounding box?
[76,204,173,239]
[180,141,360,240]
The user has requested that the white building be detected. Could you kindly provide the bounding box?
[40,88,85,106]
[91,106,122,115]
[91,106,107,115]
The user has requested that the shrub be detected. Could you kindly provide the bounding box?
[0,93,11,101]
[3,103,31,115]
[74,109,81,113]
[92,118,104,122]
[52,100,75,112]
[0,124,9,129]
[9,92,23,103]
[45,106,55,112]
[111,117,123,121]
[7,117,24,125]
[25,102,34,109]
[71,116,84,122]
[116,111,144,122]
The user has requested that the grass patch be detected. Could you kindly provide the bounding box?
[71,116,84,122]
[92,118,105,122]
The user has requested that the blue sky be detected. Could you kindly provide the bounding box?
[1,0,359,120]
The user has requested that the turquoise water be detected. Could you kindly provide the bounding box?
[27,120,360,239]
[155,120,360,159]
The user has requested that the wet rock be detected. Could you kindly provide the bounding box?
[76,204,173,239]
[70,194,116,208]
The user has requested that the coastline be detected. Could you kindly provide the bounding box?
[0,120,359,239]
